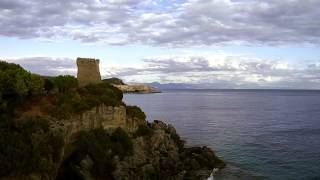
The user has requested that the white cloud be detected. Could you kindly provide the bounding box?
[4,53,320,89]
[1,0,320,46]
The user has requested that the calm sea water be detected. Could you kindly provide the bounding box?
[124,89,320,180]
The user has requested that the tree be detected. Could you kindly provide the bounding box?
[26,74,45,96]
[53,75,78,93]
[0,61,45,113]
[44,78,55,93]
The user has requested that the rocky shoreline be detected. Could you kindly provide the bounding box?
[65,120,226,180]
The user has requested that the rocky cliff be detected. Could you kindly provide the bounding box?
[111,120,225,180]
[51,118,225,180]
[4,104,146,180]
[4,105,225,180]
[49,105,141,147]
[0,60,224,180]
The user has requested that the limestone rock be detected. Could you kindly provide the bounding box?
[110,120,225,180]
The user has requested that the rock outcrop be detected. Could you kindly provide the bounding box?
[63,120,225,180]
[113,84,161,93]
[113,120,225,180]
[4,105,225,180]
[50,105,121,143]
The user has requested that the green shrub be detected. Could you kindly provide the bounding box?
[73,128,132,178]
[126,106,146,120]
[0,61,46,114]
[170,132,184,151]
[110,128,133,158]
[44,78,55,93]
[103,77,125,85]
[0,61,124,119]
[83,82,123,102]
[0,117,64,176]
[26,74,45,96]
[76,129,114,178]
[135,124,153,137]
[53,75,78,93]
[45,82,124,119]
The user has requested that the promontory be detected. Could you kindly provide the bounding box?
[0,58,225,180]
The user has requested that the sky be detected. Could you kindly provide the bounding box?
[1,0,320,89]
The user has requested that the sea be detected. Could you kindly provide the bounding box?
[123,89,320,180]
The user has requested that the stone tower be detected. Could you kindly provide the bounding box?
[76,57,102,87]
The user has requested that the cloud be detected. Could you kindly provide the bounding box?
[1,0,320,46]
[5,57,77,76]
[3,53,320,89]
[106,53,320,89]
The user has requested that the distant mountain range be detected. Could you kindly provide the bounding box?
[141,82,320,90]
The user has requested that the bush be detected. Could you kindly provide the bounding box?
[83,82,123,102]
[103,77,126,85]
[53,75,78,93]
[44,81,124,119]
[0,61,45,114]
[135,124,153,137]
[110,128,133,158]
[0,117,64,176]
[76,129,114,178]
[26,74,45,96]
[126,106,146,120]
[170,132,184,151]
[73,128,133,178]
[44,78,55,93]
[0,61,124,118]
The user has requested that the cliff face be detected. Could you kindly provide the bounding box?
[4,105,225,180]
[49,104,145,156]
[4,105,146,180]
[113,84,161,93]
[69,120,226,180]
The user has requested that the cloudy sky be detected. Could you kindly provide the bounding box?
[1,0,320,89]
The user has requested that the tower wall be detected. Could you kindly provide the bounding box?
[76,57,102,87]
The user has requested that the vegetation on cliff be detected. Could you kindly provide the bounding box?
[0,61,225,179]
[56,120,225,180]
[126,105,146,120]
[0,61,123,119]
[44,79,123,119]
[103,77,126,85]
[57,128,133,179]
[0,61,128,178]
[0,61,44,114]
[0,117,64,177]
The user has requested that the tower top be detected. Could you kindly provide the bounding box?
[76,57,100,64]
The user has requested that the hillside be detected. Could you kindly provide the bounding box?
[0,61,225,180]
